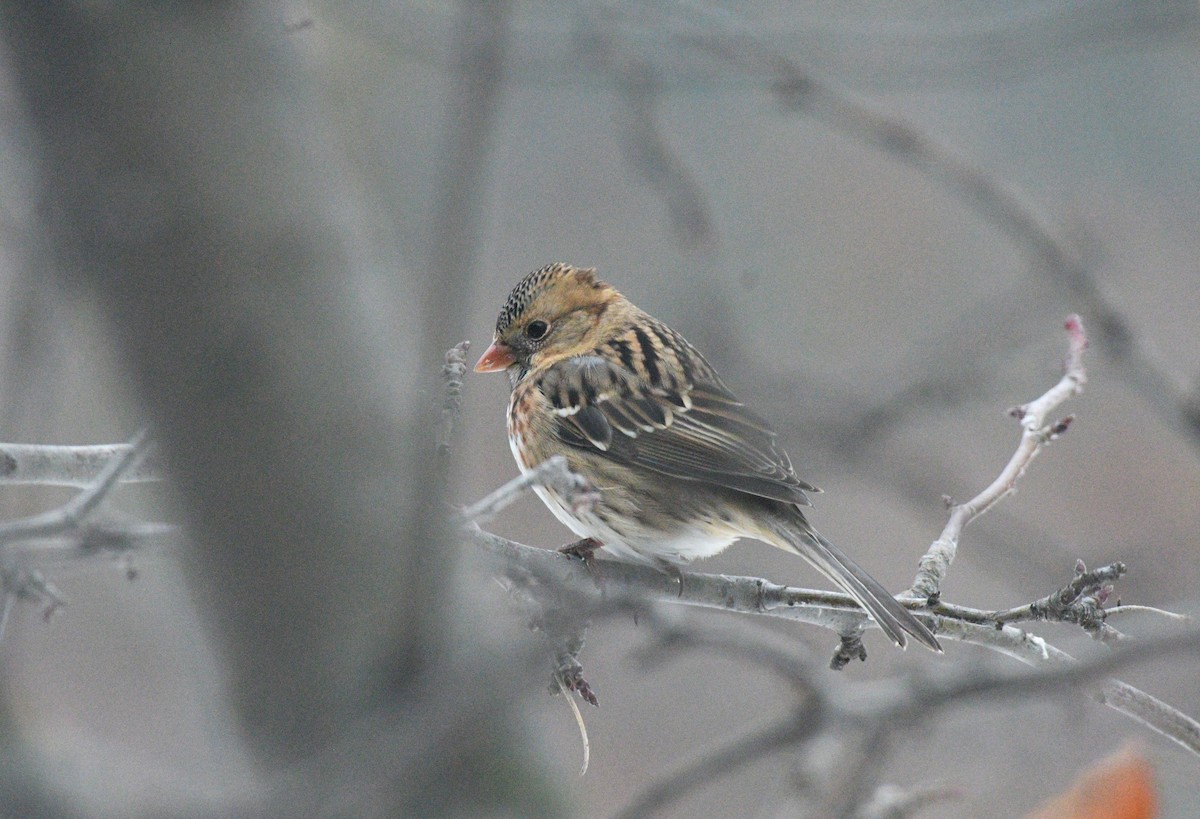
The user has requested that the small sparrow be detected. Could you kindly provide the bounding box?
[476,263,940,651]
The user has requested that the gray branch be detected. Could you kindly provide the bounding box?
[458,456,598,526]
[0,441,161,487]
[911,315,1087,598]
[0,429,150,543]
[469,523,1200,759]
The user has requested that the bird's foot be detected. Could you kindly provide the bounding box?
[655,559,686,597]
[560,536,604,564]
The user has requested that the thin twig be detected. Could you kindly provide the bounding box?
[458,310,1200,792]
[577,7,717,252]
[0,565,66,629]
[457,456,598,526]
[437,341,470,456]
[0,442,162,486]
[620,624,1200,819]
[1101,680,1200,759]
[1105,605,1190,623]
[554,673,590,775]
[911,316,1086,598]
[0,429,154,637]
[470,524,875,636]
[471,526,1107,662]
[614,59,716,250]
[4,522,182,563]
[900,628,1200,720]
[0,428,152,543]
[630,618,824,697]
[929,560,1148,645]
[990,560,1123,624]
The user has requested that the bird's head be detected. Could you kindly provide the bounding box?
[475,263,624,379]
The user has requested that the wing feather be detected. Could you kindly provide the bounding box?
[536,343,816,506]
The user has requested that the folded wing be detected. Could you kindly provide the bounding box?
[537,350,817,506]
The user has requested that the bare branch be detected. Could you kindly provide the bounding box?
[598,3,1200,458]
[901,629,1200,725]
[0,429,151,543]
[458,456,598,526]
[1105,605,1191,623]
[0,429,157,636]
[0,566,65,639]
[931,560,1147,645]
[553,672,590,775]
[576,8,717,252]
[911,316,1086,598]
[4,522,182,564]
[436,341,470,456]
[613,60,716,250]
[470,524,875,635]
[629,617,826,697]
[1101,680,1200,759]
[989,560,1122,642]
[617,619,1200,818]
[852,627,1200,761]
[0,441,162,487]
[455,301,1200,781]
[473,525,1200,759]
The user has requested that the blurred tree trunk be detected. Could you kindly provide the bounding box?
[0,3,548,814]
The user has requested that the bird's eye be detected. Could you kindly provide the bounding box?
[525,320,550,341]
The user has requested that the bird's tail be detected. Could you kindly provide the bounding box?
[766,516,941,652]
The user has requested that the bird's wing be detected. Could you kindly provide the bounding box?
[535,350,817,506]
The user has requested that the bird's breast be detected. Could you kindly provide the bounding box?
[507,385,554,472]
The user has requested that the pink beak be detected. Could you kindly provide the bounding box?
[474,339,516,373]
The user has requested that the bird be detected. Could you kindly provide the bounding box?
[474,263,940,652]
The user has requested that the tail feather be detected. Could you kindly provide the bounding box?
[770,520,941,652]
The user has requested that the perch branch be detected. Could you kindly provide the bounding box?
[473,526,1200,757]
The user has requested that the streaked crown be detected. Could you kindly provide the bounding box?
[495,262,608,333]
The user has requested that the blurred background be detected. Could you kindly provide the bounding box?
[0,2,1198,816]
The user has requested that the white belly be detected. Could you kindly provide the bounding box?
[530,482,738,566]
[510,418,740,565]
